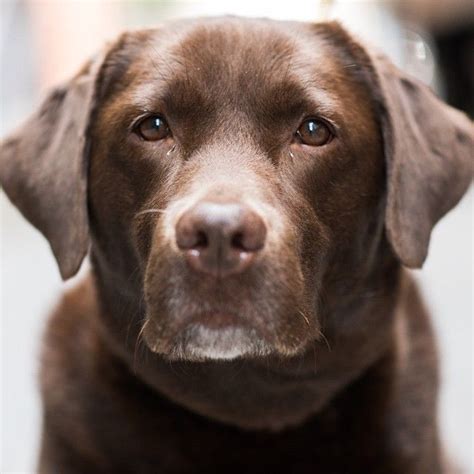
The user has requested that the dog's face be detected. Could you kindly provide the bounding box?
[1,18,472,363]
[88,20,385,361]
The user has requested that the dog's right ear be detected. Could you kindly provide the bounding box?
[0,47,114,280]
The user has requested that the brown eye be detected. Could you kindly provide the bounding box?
[296,118,332,146]
[136,115,170,141]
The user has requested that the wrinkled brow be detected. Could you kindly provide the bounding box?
[125,69,341,125]
[121,29,345,126]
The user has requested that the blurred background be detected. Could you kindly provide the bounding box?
[0,1,472,472]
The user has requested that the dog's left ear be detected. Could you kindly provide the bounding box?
[370,51,474,268]
[325,21,474,268]
[0,51,109,280]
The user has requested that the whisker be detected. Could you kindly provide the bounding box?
[298,310,311,327]
[134,208,167,219]
[133,319,150,372]
[316,327,331,351]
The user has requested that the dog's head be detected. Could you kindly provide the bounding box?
[1,18,472,362]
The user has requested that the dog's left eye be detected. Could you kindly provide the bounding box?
[296,118,332,147]
[135,115,170,141]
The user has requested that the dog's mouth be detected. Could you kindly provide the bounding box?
[142,231,320,361]
[141,310,276,361]
[165,323,272,361]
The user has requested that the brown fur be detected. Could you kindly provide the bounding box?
[1,17,472,473]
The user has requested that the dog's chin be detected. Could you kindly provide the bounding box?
[146,323,273,362]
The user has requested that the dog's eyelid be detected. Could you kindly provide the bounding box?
[129,111,160,131]
[129,114,148,133]
[322,117,339,135]
[294,106,340,134]
[302,115,338,135]
[131,113,173,142]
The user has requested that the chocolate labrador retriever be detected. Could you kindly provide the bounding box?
[1,17,472,474]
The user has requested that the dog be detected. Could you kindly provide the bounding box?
[1,17,472,474]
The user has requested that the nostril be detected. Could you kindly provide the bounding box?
[195,230,208,249]
[231,232,245,251]
[238,214,267,253]
[175,212,209,251]
[176,226,208,251]
[231,222,266,253]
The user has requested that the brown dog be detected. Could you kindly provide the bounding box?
[1,17,472,474]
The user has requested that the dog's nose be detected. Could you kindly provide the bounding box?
[175,201,266,277]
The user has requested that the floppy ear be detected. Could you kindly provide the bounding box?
[0,51,108,280]
[323,21,474,268]
[317,22,473,267]
[370,52,474,268]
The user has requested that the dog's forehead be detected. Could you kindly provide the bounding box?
[121,20,348,116]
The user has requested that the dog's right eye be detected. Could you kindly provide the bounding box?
[135,115,170,141]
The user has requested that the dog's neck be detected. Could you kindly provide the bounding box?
[89,252,400,431]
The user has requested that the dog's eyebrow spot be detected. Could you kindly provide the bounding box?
[126,76,341,130]
[128,82,169,111]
